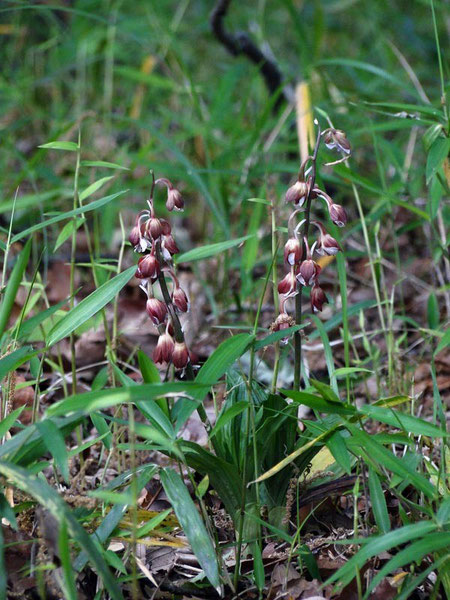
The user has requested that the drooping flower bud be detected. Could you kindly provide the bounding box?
[146,297,167,325]
[297,259,321,287]
[166,188,184,212]
[328,203,347,228]
[147,217,163,240]
[172,341,189,369]
[278,269,297,296]
[285,180,308,206]
[317,232,341,256]
[128,226,141,247]
[310,283,328,312]
[160,219,172,235]
[284,237,303,266]
[162,235,179,256]
[129,220,149,252]
[138,254,160,280]
[324,129,351,155]
[312,220,341,255]
[135,265,145,279]
[172,286,189,313]
[153,333,175,364]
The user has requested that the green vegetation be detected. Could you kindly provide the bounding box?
[0,1,449,598]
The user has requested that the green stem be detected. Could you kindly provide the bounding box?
[69,132,82,396]
[293,124,321,390]
[293,291,303,390]
[430,0,448,125]
[155,249,210,428]
[270,194,281,392]
[128,403,139,600]
[233,245,278,588]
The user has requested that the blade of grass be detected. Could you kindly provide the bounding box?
[58,519,78,600]
[10,190,127,244]
[368,465,390,534]
[176,235,255,263]
[160,467,221,593]
[47,265,135,346]
[46,381,210,417]
[0,239,31,339]
[0,461,124,600]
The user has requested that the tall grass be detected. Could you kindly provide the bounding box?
[0,1,448,598]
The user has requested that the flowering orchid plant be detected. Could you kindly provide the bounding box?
[129,172,192,374]
[272,122,351,389]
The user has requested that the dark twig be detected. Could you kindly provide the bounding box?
[210,0,289,109]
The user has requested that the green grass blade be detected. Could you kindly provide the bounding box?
[368,466,390,534]
[53,217,85,252]
[47,265,135,346]
[0,239,31,339]
[79,176,115,201]
[0,461,124,600]
[173,333,254,431]
[327,430,352,474]
[38,141,79,151]
[426,137,450,183]
[281,389,355,415]
[137,350,160,383]
[81,160,129,170]
[58,518,78,600]
[0,406,25,438]
[14,297,70,341]
[315,57,415,90]
[0,525,6,600]
[360,405,445,438]
[364,532,450,598]
[394,556,448,600]
[10,190,127,244]
[176,235,255,263]
[253,324,305,350]
[0,346,35,382]
[311,316,339,396]
[160,467,221,592]
[0,415,82,466]
[325,521,437,589]
[36,419,70,482]
[345,423,436,498]
[46,381,209,417]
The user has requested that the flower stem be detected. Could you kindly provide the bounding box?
[155,247,210,428]
[293,123,321,390]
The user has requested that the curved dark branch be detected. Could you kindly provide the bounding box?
[210,0,288,109]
